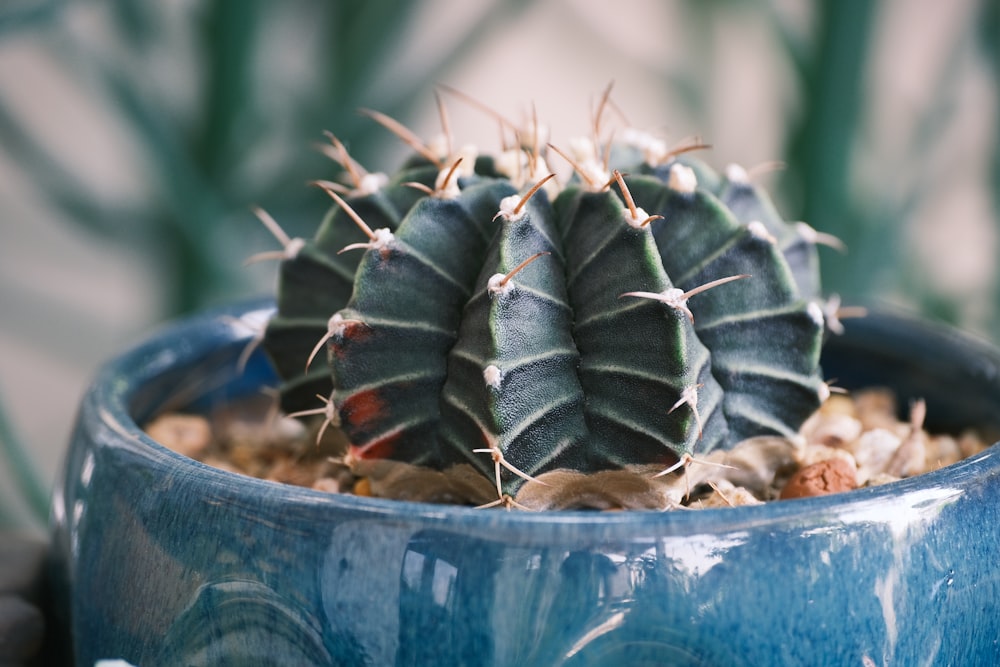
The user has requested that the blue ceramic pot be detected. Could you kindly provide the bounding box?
[50,300,1000,666]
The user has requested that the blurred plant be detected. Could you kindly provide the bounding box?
[0,0,530,529]
[0,0,530,314]
[0,385,48,528]
[980,0,1000,326]
[776,0,994,324]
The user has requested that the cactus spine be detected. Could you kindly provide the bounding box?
[261,91,829,509]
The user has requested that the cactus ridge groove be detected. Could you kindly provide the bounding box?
[261,92,831,507]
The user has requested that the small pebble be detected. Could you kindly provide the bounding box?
[312,478,341,494]
[800,412,863,449]
[797,443,857,469]
[959,430,989,458]
[886,429,926,478]
[780,458,858,500]
[143,383,989,510]
[848,429,901,485]
[266,456,319,487]
[816,393,857,417]
[693,480,762,508]
[353,478,372,497]
[865,472,902,487]
[200,456,244,475]
[925,435,962,470]
[853,388,900,431]
[220,414,306,452]
[145,413,212,459]
[226,444,272,477]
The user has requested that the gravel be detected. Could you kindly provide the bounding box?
[145,387,995,510]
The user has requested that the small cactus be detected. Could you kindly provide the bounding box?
[260,89,831,509]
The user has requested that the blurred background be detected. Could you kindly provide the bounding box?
[1,0,997,533]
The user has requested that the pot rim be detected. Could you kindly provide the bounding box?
[83,298,1000,530]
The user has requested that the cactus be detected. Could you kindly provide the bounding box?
[260,90,830,509]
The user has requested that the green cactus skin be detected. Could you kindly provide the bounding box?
[263,161,439,409]
[262,103,828,506]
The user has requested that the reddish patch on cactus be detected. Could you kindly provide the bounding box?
[349,432,400,461]
[340,389,389,430]
[655,451,681,468]
[329,326,374,361]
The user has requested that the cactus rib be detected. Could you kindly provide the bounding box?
[262,93,829,507]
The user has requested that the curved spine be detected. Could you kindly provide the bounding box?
[261,96,832,507]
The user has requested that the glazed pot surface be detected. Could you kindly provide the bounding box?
[50,301,1000,666]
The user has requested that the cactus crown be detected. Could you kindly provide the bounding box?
[261,88,830,510]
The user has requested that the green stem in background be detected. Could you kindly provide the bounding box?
[0,386,49,528]
[194,0,261,190]
[326,1,422,108]
[95,47,242,315]
[2,1,538,319]
[0,0,62,37]
[155,213,237,316]
[980,0,1000,327]
[308,0,534,170]
[783,0,878,304]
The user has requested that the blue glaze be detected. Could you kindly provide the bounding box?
[49,300,1000,666]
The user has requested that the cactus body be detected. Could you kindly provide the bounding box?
[263,103,827,506]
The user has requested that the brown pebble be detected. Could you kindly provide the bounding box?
[266,456,319,487]
[201,456,244,474]
[780,458,858,500]
[312,478,341,494]
[145,414,212,459]
[848,428,900,484]
[800,412,862,449]
[694,482,762,508]
[226,444,271,477]
[925,435,962,471]
[853,388,899,431]
[865,472,901,487]
[817,393,856,417]
[797,443,857,469]
[958,429,989,458]
[885,428,926,478]
[353,477,372,497]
